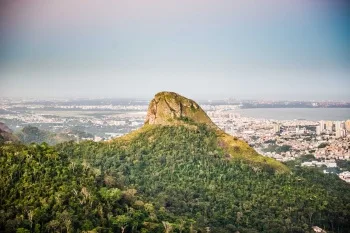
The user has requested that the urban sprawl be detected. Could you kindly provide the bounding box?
[1,99,349,183]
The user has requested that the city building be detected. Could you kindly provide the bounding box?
[319,120,326,132]
[339,171,350,183]
[325,121,333,132]
[296,126,306,134]
[335,121,345,138]
[335,121,343,131]
[273,124,281,134]
[336,129,347,138]
[316,125,322,135]
[345,120,350,133]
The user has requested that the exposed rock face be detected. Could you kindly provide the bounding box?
[145,91,217,128]
[0,122,18,143]
[0,122,12,133]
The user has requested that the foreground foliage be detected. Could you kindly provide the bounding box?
[1,124,350,232]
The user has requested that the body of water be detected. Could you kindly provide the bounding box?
[235,108,350,121]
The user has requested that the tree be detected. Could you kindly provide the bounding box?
[162,221,173,233]
[58,210,72,233]
[114,215,131,233]
[16,228,30,233]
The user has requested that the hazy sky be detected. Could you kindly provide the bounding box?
[0,0,349,100]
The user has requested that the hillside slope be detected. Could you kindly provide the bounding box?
[1,92,350,233]
[58,124,350,233]
[118,91,288,173]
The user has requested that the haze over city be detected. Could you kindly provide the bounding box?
[1,0,349,100]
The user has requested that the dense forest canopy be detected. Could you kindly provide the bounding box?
[1,92,350,233]
[1,124,350,233]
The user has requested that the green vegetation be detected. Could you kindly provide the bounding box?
[318,143,330,149]
[0,133,8,144]
[0,143,160,233]
[15,126,93,145]
[1,92,350,232]
[337,160,350,171]
[1,124,350,232]
[16,126,51,144]
[68,129,94,139]
[263,144,292,153]
[15,126,74,145]
[144,92,289,173]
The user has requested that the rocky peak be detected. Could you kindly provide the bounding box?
[145,92,216,128]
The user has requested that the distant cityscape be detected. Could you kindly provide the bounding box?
[1,98,349,183]
[209,107,350,183]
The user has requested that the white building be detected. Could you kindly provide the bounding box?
[325,121,333,132]
[316,125,322,135]
[319,120,326,132]
[273,124,281,134]
[335,121,346,138]
[339,171,350,183]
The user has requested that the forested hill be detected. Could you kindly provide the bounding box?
[1,92,350,233]
[134,91,288,173]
